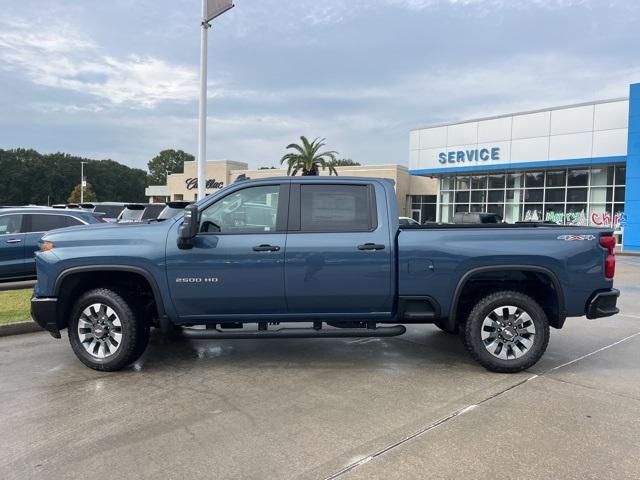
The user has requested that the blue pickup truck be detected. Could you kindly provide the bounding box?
[31,177,619,373]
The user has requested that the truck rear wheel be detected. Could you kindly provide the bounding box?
[461,291,549,373]
[68,288,149,371]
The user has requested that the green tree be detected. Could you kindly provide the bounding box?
[147,149,193,185]
[0,149,148,205]
[329,158,360,167]
[68,183,97,203]
[87,159,148,202]
[280,136,338,176]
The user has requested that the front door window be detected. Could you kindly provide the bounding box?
[0,215,22,235]
[200,185,280,234]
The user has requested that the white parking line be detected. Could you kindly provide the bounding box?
[324,403,483,480]
[548,331,640,372]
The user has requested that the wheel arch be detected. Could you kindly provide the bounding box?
[447,265,566,331]
[54,265,168,331]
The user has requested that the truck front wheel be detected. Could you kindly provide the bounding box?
[461,291,549,373]
[68,288,149,371]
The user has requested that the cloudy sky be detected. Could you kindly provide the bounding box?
[0,0,638,171]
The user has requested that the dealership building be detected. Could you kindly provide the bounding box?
[409,83,640,250]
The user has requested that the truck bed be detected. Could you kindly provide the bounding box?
[397,224,612,324]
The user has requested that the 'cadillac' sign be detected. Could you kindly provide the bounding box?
[185,178,224,190]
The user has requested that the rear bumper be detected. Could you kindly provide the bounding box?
[30,296,61,338]
[586,289,620,319]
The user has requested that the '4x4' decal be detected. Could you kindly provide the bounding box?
[557,235,596,241]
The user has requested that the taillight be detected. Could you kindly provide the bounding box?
[599,235,616,279]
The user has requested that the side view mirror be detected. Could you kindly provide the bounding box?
[177,204,199,249]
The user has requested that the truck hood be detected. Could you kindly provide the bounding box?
[41,218,178,245]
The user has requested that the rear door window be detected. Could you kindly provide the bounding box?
[27,214,69,232]
[299,185,375,232]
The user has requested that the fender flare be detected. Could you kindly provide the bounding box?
[446,265,566,330]
[54,265,169,327]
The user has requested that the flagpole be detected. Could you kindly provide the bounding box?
[197,0,209,201]
[196,0,234,201]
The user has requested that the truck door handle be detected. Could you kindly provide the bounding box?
[6,239,22,244]
[357,243,385,251]
[253,244,280,252]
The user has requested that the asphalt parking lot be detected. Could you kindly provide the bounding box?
[1,258,639,480]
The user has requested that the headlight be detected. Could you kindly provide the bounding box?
[40,241,55,252]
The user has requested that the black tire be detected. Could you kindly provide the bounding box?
[68,288,149,371]
[434,321,458,334]
[461,290,550,373]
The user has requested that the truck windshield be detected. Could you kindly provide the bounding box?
[119,207,144,222]
[95,205,125,218]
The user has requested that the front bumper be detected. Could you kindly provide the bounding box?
[31,296,61,338]
[586,289,620,319]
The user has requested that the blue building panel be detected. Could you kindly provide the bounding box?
[624,83,640,251]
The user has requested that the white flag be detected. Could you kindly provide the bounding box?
[205,0,234,22]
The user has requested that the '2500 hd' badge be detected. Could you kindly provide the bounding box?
[175,277,219,283]
[557,235,595,241]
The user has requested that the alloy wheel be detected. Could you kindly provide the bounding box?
[77,303,123,359]
[480,305,536,360]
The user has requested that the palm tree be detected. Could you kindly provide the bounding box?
[280,136,339,176]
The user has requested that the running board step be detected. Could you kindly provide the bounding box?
[181,325,406,340]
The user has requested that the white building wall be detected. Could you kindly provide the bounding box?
[410,99,629,173]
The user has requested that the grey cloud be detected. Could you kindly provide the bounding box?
[0,0,638,170]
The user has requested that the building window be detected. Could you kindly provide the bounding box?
[471,175,487,190]
[488,173,506,189]
[409,194,437,224]
[545,170,566,187]
[437,164,625,230]
[568,168,589,186]
[525,172,544,188]
[507,173,524,189]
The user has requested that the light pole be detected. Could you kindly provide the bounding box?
[197,0,234,201]
[165,170,171,203]
[80,161,87,203]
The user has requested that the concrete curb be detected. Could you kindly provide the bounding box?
[0,320,43,337]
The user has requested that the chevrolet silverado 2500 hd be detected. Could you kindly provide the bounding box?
[31,177,619,372]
